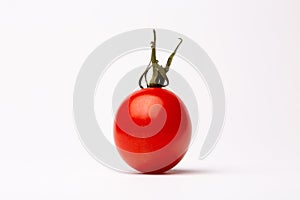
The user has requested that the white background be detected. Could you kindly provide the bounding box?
[0,0,300,199]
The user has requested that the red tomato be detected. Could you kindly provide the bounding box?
[114,88,191,173]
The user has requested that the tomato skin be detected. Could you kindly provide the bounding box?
[114,88,191,173]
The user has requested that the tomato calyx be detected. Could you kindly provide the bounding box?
[138,29,183,89]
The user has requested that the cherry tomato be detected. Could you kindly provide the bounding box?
[113,29,191,173]
[114,88,191,173]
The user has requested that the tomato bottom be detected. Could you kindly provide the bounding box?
[143,153,186,174]
[116,146,189,174]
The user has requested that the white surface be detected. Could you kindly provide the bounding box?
[0,0,300,199]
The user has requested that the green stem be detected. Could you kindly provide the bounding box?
[139,29,183,89]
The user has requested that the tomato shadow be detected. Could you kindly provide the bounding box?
[121,167,229,175]
[128,168,223,176]
[164,168,220,175]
